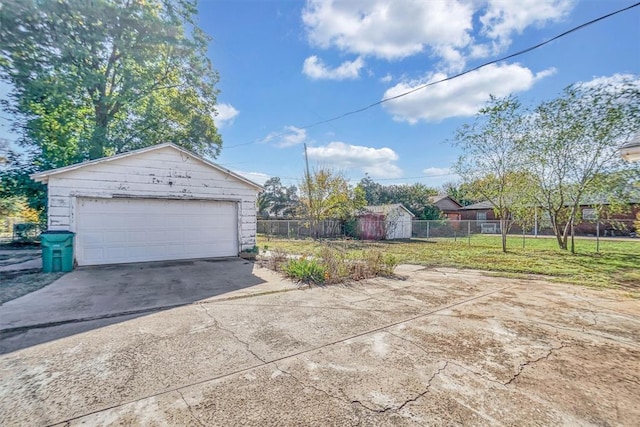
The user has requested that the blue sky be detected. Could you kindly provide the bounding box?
[2,0,639,189]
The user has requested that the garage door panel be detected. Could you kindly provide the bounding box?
[75,198,238,266]
[104,231,127,244]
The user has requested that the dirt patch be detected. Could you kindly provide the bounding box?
[0,270,64,304]
[0,245,60,304]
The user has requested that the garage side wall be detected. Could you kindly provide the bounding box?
[46,146,258,252]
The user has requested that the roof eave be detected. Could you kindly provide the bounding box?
[28,143,263,191]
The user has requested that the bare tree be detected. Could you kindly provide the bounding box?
[454,95,530,252]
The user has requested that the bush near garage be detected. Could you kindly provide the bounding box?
[260,244,397,286]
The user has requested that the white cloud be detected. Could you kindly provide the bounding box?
[302,0,577,71]
[578,73,640,90]
[263,126,308,148]
[422,167,459,186]
[382,63,556,123]
[423,167,453,177]
[233,170,270,186]
[480,0,575,52]
[214,103,239,127]
[303,0,473,65]
[380,74,393,83]
[303,55,365,80]
[307,141,402,178]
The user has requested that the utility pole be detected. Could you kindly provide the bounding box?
[304,143,315,238]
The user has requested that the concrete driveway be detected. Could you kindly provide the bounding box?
[1,264,639,426]
[0,258,291,353]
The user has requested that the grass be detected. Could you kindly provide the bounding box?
[258,234,640,293]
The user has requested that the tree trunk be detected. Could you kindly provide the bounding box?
[90,103,109,159]
[500,218,507,253]
[551,215,567,250]
[570,219,575,254]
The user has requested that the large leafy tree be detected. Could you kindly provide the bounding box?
[441,181,478,206]
[257,177,299,218]
[454,96,530,252]
[301,168,366,239]
[356,177,439,219]
[1,0,222,215]
[523,78,640,252]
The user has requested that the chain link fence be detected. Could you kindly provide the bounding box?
[258,218,637,244]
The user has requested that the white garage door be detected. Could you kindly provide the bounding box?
[75,198,238,266]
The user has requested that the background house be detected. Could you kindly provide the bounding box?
[429,195,463,220]
[31,143,262,266]
[457,201,496,221]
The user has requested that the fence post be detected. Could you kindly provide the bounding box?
[596,221,600,253]
[426,221,430,239]
[467,221,471,247]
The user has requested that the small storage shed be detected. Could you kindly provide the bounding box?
[359,204,414,240]
[31,143,262,266]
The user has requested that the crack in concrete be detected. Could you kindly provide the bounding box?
[177,390,206,427]
[273,362,351,404]
[274,357,449,416]
[383,330,504,387]
[446,361,507,387]
[525,320,640,349]
[198,303,266,363]
[351,361,449,413]
[503,342,567,386]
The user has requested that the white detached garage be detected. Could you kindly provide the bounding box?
[31,143,262,266]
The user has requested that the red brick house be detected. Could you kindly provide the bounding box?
[457,201,496,221]
[429,195,463,220]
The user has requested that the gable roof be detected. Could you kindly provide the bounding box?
[361,203,416,217]
[459,200,494,210]
[30,142,263,190]
[429,195,463,210]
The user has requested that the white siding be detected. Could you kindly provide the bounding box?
[385,209,413,239]
[46,146,259,260]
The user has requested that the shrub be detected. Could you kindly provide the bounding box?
[283,257,326,285]
[316,246,349,284]
[258,248,289,271]
[259,244,397,286]
[365,250,398,276]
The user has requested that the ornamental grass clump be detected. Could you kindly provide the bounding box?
[283,256,326,285]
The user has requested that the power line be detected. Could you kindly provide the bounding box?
[224,1,640,150]
[375,173,456,181]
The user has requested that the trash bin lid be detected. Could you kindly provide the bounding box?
[40,230,75,235]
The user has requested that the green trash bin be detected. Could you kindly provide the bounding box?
[41,231,75,273]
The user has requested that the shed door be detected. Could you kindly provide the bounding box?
[75,198,238,266]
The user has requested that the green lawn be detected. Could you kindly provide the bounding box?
[257,234,640,293]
